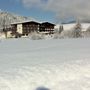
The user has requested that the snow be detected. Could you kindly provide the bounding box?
[0,11,34,30]
[55,23,90,31]
[0,38,90,90]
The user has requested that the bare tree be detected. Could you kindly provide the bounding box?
[2,14,9,38]
[0,13,12,38]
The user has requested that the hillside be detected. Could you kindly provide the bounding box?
[0,11,34,30]
[55,23,90,31]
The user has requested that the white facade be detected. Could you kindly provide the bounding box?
[0,32,5,39]
[0,31,12,39]
[7,31,12,38]
[17,24,23,34]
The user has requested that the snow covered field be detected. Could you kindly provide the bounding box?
[0,38,90,90]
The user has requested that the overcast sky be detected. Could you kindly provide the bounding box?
[0,0,90,23]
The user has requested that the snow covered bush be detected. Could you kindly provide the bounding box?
[53,32,63,39]
[60,30,74,38]
[82,26,90,37]
[61,22,82,38]
[53,25,64,39]
[53,23,82,39]
[29,32,44,40]
[44,34,53,40]
[53,29,76,39]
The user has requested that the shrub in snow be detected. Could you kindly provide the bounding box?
[60,30,74,38]
[53,23,82,39]
[53,30,74,39]
[44,34,53,39]
[29,32,44,40]
[53,25,64,39]
[82,26,90,37]
[61,22,82,38]
[53,32,63,39]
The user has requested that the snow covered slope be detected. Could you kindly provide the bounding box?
[0,11,34,30]
[55,23,90,31]
[0,38,90,90]
[63,23,90,31]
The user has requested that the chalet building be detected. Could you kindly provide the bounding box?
[11,21,40,37]
[7,21,55,38]
[22,21,40,35]
[39,22,55,34]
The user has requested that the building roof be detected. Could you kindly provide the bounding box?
[11,20,40,25]
[41,22,55,26]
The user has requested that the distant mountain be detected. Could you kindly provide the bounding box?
[61,19,90,24]
[0,11,35,30]
[61,20,76,24]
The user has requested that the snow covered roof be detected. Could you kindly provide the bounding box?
[41,22,55,26]
[11,20,40,25]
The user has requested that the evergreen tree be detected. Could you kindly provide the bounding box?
[73,21,82,38]
[59,25,64,34]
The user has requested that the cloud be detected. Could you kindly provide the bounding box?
[20,0,90,22]
[21,0,48,8]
